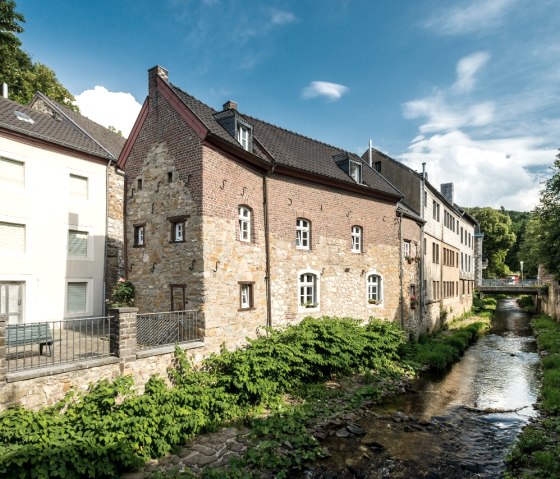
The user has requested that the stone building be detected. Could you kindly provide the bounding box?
[0,92,125,322]
[362,147,479,329]
[118,66,427,352]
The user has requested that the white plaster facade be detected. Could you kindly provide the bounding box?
[0,137,108,322]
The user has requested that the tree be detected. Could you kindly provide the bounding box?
[0,0,77,110]
[503,210,531,273]
[517,214,542,278]
[465,207,516,278]
[534,154,560,277]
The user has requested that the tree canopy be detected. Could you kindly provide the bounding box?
[0,0,77,110]
[465,207,516,278]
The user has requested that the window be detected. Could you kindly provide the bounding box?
[299,272,318,307]
[134,224,145,247]
[403,240,411,258]
[239,206,251,242]
[367,274,382,304]
[168,215,188,243]
[68,230,88,257]
[0,157,24,188]
[170,284,186,311]
[237,124,250,150]
[14,110,34,124]
[239,282,254,310]
[432,242,439,264]
[167,172,173,183]
[0,222,25,253]
[374,161,381,173]
[351,226,362,253]
[349,161,362,183]
[70,174,88,199]
[296,218,310,250]
[67,282,87,314]
[432,200,437,220]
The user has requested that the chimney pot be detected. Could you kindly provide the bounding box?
[223,100,237,111]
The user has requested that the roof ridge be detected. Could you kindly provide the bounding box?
[32,92,116,160]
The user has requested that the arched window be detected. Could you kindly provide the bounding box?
[367,273,383,304]
[298,270,319,308]
[296,218,310,250]
[351,226,362,253]
[238,206,251,242]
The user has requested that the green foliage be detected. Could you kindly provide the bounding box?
[407,322,488,371]
[503,210,532,275]
[109,278,135,307]
[0,0,77,109]
[517,295,535,312]
[507,315,560,478]
[465,207,516,278]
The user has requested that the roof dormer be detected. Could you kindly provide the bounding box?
[214,101,253,153]
[333,152,363,184]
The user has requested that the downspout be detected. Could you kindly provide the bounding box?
[398,210,405,329]
[263,164,275,329]
[420,163,426,319]
[103,159,112,316]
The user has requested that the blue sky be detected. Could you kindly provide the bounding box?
[17,0,560,210]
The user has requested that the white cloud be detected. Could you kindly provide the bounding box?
[400,130,553,210]
[75,86,142,137]
[302,81,349,101]
[269,9,296,26]
[423,0,517,36]
[453,51,490,93]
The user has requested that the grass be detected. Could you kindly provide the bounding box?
[506,314,560,478]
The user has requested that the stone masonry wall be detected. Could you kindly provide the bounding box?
[106,165,125,302]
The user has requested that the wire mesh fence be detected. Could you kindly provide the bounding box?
[5,316,113,372]
[136,310,202,350]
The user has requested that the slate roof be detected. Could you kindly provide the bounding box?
[169,82,401,199]
[0,94,124,161]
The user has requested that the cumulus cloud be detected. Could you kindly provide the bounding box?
[302,81,349,101]
[453,51,490,93]
[75,86,142,137]
[269,9,296,25]
[423,0,517,36]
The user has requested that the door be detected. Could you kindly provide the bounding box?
[0,282,24,324]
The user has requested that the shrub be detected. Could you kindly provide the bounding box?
[109,277,135,307]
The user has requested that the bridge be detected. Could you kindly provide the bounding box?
[477,279,540,295]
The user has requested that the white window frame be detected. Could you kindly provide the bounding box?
[239,206,251,242]
[236,124,250,151]
[134,225,145,246]
[351,226,362,253]
[240,283,253,310]
[366,271,383,306]
[297,268,320,311]
[296,218,310,250]
[174,222,184,242]
[69,173,89,200]
[67,229,89,259]
[349,160,362,183]
[65,280,91,316]
[403,240,411,258]
[0,157,25,189]
[0,221,26,255]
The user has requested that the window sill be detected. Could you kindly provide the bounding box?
[238,307,256,312]
[351,250,362,254]
[367,302,383,307]
[169,240,186,244]
[133,244,145,248]
[295,247,310,251]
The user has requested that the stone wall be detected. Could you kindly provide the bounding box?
[106,165,125,302]
[538,266,560,320]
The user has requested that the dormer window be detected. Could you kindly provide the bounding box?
[237,124,250,151]
[349,161,362,183]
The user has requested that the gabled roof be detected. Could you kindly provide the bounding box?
[167,81,401,200]
[28,92,125,160]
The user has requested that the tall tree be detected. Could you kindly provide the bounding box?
[503,210,531,273]
[0,0,77,110]
[465,207,516,278]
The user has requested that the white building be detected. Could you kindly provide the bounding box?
[0,93,124,323]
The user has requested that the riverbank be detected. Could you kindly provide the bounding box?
[138,314,491,479]
[506,314,560,478]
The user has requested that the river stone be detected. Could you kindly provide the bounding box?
[346,423,366,435]
[336,427,351,438]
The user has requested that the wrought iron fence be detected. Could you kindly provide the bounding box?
[136,310,202,350]
[6,316,113,372]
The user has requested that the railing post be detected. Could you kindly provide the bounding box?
[0,315,7,392]
[110,307,138,374]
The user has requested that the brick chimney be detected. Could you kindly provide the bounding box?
[223,100,237,111]
[148,65,169,97]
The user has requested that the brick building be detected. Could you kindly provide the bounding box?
[362,147,479,328]
[118,66,428,352]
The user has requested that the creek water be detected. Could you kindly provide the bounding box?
[303,298,540,478]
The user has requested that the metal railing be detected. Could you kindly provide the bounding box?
[136,310,202,350]
[6,316,113,372]
[480,279,538,287]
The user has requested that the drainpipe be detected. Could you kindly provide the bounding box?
[263,164,275,329]
[102,160,112,316]
[398,210,405,329]
[420,163,426,319]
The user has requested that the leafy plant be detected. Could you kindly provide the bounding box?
[109,277,135,307]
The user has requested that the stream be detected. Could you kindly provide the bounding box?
[302,298,540,478]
